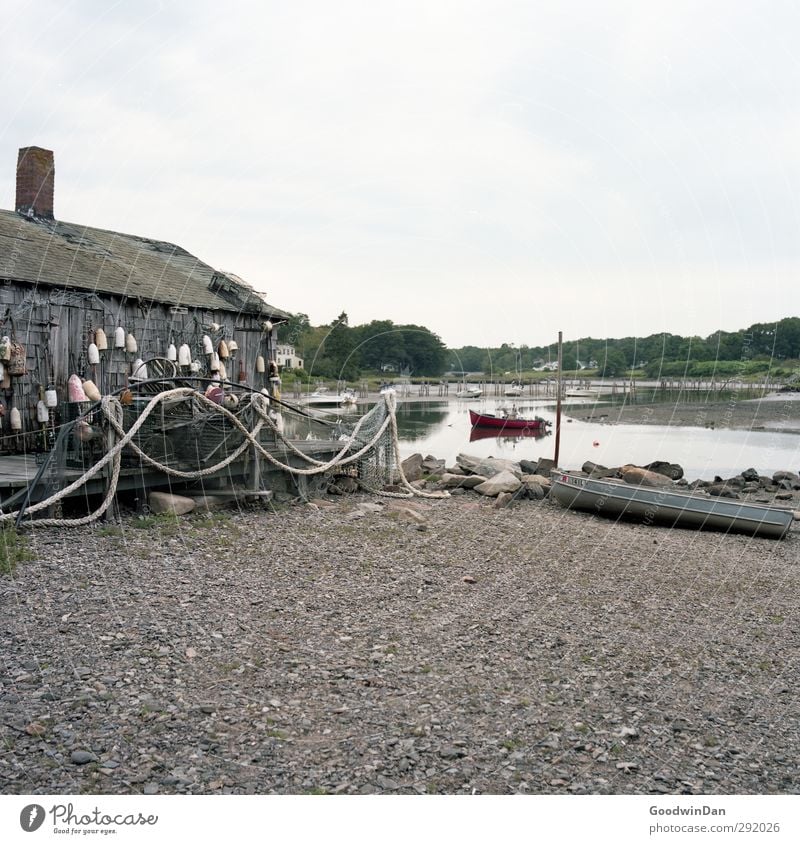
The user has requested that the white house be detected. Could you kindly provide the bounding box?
[275,344,304,370]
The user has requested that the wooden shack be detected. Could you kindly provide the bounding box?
[0,146,291,455]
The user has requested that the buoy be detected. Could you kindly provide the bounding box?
[114,326,125,348]
[68,374,88,402]
[210,353,220,372]
[76,420,96,442]
[222,393,239,410]
[95,328,108,351]
[1,370,10,389]
[167,342,177,361]
[218,339,229,359]
[130,358,148,380]
[202,335,213,355]
[190,360,201,373]
[256,355,265,373]
[82,380,101,401]
[262,320,273,332]
[209,322,221,332]
[45,385,58,407]
[218,361,227,381]
[125,333,138,354]
[205,384,224,404]
[0,362,4,380]
[593,440,600,447]
[0,336,10,361]
[228,339,238,354]
[88,343,100,365]
[37,400,49,423]
[178,344,191,366]
[10,407,22,431]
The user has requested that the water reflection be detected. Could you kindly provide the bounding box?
[468,425,551,443]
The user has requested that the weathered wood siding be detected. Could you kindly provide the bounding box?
[0,281,277,454]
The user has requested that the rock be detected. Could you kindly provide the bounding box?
[775,492,793,501]
[148,491,195,516]
[188,493,238,512]
[494,491,514,509]
[519,459,539,475]
[70,750,98,765]
[773,470,799,484]
[388,506,427,525]
[534,457,555,475]
[740,467,760,482]
[422,456,446,474]
[326,483,343,495]
[438,473,487,489]
[357,502,383,513]
[706,484,740,499]
[620,465,674,488]
[334,476,359,493]
[474,470,522,497]
[645,461,684,481]
[25,721,47,737]
[401,453,424,482]
[463,576,477,584]
[524,482,545,500]
[456,454,522,479]
[581,460,614,477]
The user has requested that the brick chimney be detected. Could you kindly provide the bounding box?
[16,146,55,219]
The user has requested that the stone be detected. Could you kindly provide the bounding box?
[25,721,47,737]
[422,456,446,474]
[474,470,522,497]
[775,492,793,501]
[645,461,684,481]
[438,473,487,489]
[740,467,760,482]
[524,482,545,500]
[188,493,238,512]
[333,476,359,493]
[70,750,98,765]
[773,470,799,484]
[534,457,556,475]
[401,453,424,482]
[456,453,522,479]
[463,576,477,584]
[388,506,427,525]
[494,491,514,508]
[357,502,383,513]
[148,491,195,516]
[706,485,740,499]
[620,465,674,488]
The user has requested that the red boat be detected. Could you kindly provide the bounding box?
[469,409,550,431]
[469,425,549,443]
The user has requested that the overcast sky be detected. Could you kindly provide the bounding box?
[1,0,798,348]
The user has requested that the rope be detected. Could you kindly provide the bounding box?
[2,388,447,528]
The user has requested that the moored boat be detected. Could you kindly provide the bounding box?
[504,381,524,397]
[456,386,482,399]
[564,388,599,398]
[549,470,794,539]
[469,409,549,430]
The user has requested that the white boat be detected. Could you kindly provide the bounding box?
[456,386,482,399]
[564,388,599,398]
[303,387,356,406]
[379,383,397,396]
[504,381,524,397]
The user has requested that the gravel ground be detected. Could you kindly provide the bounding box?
[1,492,798,796]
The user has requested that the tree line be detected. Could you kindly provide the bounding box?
[280,314,800,380]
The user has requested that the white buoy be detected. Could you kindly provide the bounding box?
[202,335,213,355]
[82,380,101,401]
[131,358,148,380]
[125,333,138,354]
[218,340,229,359]
[45,386,58,407]
[263,320,273,332]
[190,360,201,373]
[218,361,227,381]
[178,344,191,366]
[95,328,108,351]
[0,362,4,380]
[114,326,125,348]
[256,355,265,373]
[228,339,238,354]
[10,407,22,431]
[210,353,220,372]
[37,400,49,423]
[167,342,177,361]
[88,343,100,365]
[0,336,10,362]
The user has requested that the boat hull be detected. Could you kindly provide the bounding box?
[469,410,548,430]
[550,471,794,539]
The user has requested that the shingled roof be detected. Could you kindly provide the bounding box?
[0,209,291,320]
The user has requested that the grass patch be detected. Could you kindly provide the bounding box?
[0,525,33,575]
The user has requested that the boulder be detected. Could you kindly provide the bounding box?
[438,473,487,489]
[474,470,522,497]
[773,470,800,484]
[401,453,424,482]
[456,453,522,479]
[582,461,619,479]
[534,457,556,476]
[740,467,760,482]
[149,491,195,516]
[422,455,446,475]
[705,484,740,499]
[524,482,545,500]
[188,493,239,513]
[519,459,539,475]
[644,461,684,481]
[620,465,674,488]
[494,492,514,509]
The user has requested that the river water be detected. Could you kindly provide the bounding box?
[388,397,800,481]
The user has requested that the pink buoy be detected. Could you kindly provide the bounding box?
[592,440,600,447]
[68,374,88,402]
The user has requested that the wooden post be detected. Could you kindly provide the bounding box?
[554,331,563,468]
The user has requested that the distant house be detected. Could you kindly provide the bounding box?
[0,145,291,455]
[275,344,304,370]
